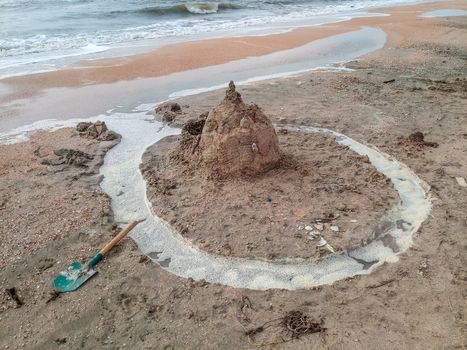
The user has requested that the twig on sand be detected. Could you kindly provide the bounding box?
[245,310,325,347]
[46,290,62,304]
[5,287,24,307]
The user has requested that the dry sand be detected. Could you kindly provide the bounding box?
[0,2,466,350]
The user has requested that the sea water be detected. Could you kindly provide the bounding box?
[1,0,426,79]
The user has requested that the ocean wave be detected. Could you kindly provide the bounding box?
[139,2,241,16]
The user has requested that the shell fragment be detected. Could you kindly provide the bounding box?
[317,237,335,253]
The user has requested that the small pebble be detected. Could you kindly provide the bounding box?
[314,223,324,231]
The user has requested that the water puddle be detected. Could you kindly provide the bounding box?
[421,9,467,17]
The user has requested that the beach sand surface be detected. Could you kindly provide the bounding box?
[0,1,466,349]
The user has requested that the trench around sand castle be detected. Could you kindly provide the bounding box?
[98,113,431,290]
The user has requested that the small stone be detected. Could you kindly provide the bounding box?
[155,102,181,114]
[305,225,313,231]
[313,223,324,231]
[455,177,467,188]
[330,225,339,232]
[76,122,91,132]
[94,121,107,135]
[162,111,176,122]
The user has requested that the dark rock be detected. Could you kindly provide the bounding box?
[408,131,425,143]
[407,132,439,148]
[76,120,118,141]
[42,149,94,167]
[54,338,67,345]
[183,118,205,136]
[162,111,177,123]
[5,287,23,307]
[76,122,92,132]
[156,102,182,114]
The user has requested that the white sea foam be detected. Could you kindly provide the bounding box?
[0,0,428,79]
[184,2,219,14]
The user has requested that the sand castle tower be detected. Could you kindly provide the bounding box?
[197,81,281,177]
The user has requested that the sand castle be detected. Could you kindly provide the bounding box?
[197,81,281,177]
[172,81,281,178]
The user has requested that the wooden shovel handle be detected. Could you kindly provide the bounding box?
[99,220,139,255]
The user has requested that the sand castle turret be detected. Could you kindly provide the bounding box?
[197,81,280,177]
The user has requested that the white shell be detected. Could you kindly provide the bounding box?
[305,225,313,231]
[330,225,339,232]
[317,237,327,247]
[455,177,467,188]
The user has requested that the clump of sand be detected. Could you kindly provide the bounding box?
[174,81,281,178]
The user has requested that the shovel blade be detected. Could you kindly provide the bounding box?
[53,262,98,292]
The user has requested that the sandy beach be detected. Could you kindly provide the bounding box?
[1,0,466,349]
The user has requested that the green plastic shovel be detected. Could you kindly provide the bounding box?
[53,220,139,292]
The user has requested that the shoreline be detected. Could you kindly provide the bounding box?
[1,1,466,107]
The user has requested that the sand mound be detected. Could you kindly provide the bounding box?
[141,130,398,259]
[175,81,281,178]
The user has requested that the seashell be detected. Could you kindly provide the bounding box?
[330,225,339,232]
[305,225,313,231]
[317,237,327,247]
[317,237,335,253]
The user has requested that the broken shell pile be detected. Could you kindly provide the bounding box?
[304,221,341,253]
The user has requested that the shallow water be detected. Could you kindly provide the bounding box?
[0,27,386,132]
[421,9,467,17]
